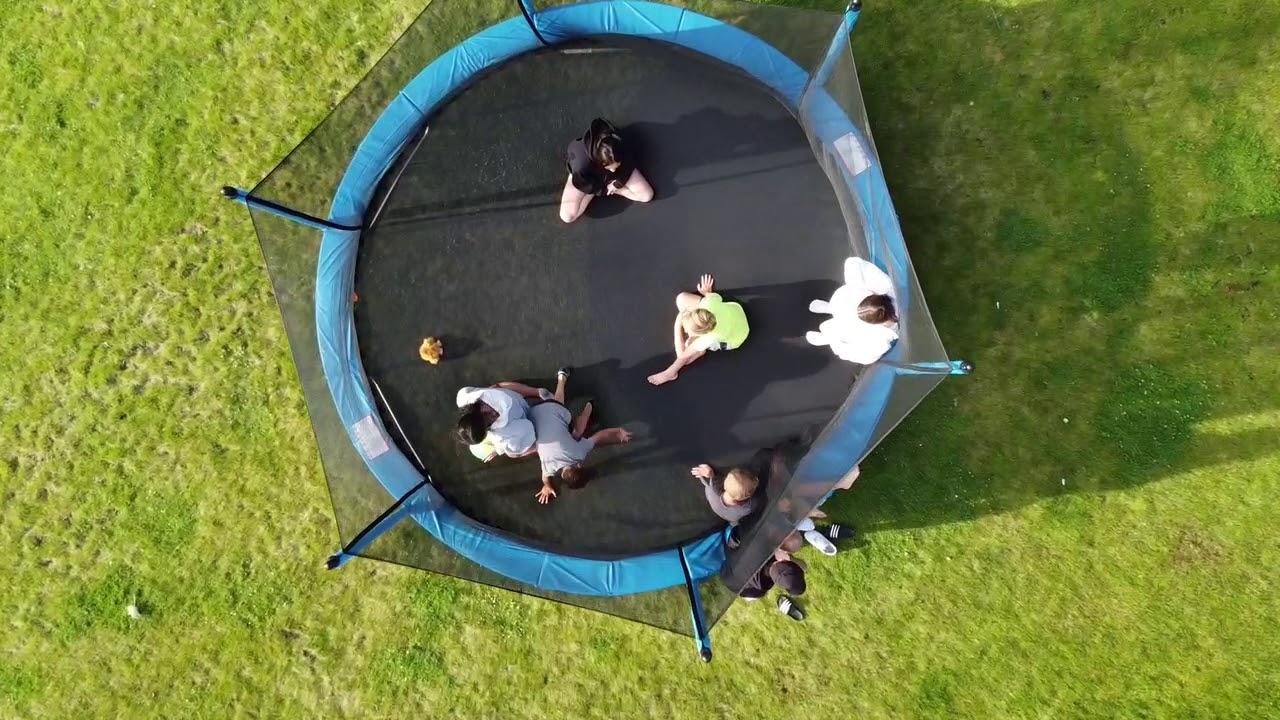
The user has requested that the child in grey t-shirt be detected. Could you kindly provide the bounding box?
[486,370,632,505]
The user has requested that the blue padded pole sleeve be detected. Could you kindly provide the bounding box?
[516,0,549,46]
[804,5,860,99]
[325,479,429,570]
[220,186,362,232]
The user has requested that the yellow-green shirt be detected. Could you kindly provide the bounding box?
[691,293,750,351]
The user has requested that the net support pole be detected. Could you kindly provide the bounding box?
[677,547,713,662]
[515,0,550,46]
[325,479,430,570]
[800,1,861,105]
[220,186,362,232]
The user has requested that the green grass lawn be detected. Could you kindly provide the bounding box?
[3,0,1279,717]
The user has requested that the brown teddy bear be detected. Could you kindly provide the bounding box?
[418,337,444,365]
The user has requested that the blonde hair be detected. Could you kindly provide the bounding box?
[723,468,759,504]
[679,308,717,337]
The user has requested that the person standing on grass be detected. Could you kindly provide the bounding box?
[648,273,749,386]
[808,464,861,521]
[738,532,809,621]
[488,369,634,504]
[559,117,654,223]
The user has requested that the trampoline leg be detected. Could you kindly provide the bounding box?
[677,547,714,663]
[325,550,356,570]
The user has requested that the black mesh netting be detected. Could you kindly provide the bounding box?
[244,0,955,642]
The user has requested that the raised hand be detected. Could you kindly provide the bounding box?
[690,464,713,481]
[697,274,715,295]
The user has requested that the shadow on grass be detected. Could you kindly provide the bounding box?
[823,0,1280,533]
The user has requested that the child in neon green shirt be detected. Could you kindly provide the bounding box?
[648,273,750,386]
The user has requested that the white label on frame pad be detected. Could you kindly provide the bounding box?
[834,132,871,175]
[352,414,390,460]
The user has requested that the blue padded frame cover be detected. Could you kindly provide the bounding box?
[314,1,899,596]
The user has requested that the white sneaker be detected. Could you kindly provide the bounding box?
[809,300,832,314]
[805,331,830,347]
[804,529,837,556]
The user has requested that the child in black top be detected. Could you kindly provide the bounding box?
[559,117,654,223]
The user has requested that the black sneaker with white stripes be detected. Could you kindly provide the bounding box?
[823,523,855,541]
[777,595,804,622]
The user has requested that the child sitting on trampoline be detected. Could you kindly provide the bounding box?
[806,256,899,364]
[559,117,654,224]
[694,441,855,553]
[486,370,634,504]
[648,273,749,386]
[690,460,764,527]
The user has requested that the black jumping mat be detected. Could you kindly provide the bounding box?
[354,39,856,559]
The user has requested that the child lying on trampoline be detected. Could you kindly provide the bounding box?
[648,274,750,386]
[454,385,542,462]
[559,117,654,224]
[488,369,634,504]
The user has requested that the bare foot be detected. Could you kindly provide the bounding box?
[647,370,677,386]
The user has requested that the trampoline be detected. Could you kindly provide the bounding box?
[228,0,966,659]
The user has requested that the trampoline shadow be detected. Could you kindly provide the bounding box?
[357,335,484,374]
[583,194,633,221]
[626,108,815,202]
[439,335,483,361]
[387,103,814,224]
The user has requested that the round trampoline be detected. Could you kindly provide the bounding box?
[228,0,965,616]
[306,2,875,598]
[230,0,966,655]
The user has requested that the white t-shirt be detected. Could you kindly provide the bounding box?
[455,387,535,456]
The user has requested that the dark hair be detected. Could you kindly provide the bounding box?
[769,560,806,595]
[560,464,597,489]
[593,135,620,167]
[780,533,805,553]
[857,293,897,325]
[454,403,488,445]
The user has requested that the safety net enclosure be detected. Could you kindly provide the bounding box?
[230,0,966,659]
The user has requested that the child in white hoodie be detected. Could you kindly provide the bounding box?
[806,256,899,364]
